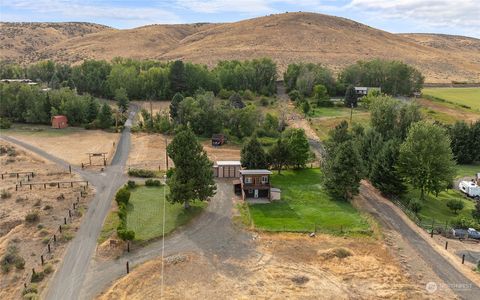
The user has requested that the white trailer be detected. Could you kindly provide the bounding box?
[459,181,480,199]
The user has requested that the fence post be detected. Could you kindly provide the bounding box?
[445,241,448,250]
[53,235,57,242]
[32,268,35,275]
[59,225,62,233]
[69,165,72,174]
[68,210,72,218]
[127,242,130,253]
[48,243,51,253]
[41,255,44,265]
[64,217,67,225]
[462,254,465,264]
[126,261,130,274]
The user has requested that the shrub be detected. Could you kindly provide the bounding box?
[115,188,131,206]
[23,293,39,300]
[0,117,12,129]
[317,99,334,107]
[243,89,255,100]
[43,264,54,274]
[260,97,269,106]
[1,245,25,273]
[166,168,175,178]
[117,229,135,241]
[43,205,53,210]
[128,168,156,178]
[446,199,464,214]
[127,180,136,189]
[30,271,45,283]
[14,257,25,269]
[288,90,302,101]
[218,89,234,99]
[1,189,11,199]
[451,217,478,229]
[22,285,38,296]
[25,211,40,223]
[145,179,161,187]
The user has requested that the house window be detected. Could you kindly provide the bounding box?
[261,176,268,184]
[245,177,252,184]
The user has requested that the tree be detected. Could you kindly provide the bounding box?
[370,139,406,196]
[302,100,311,116]
[472,201,480,222]
[448,121,475,164]
[85,97,99,123]
[268,138,290,174]
[98,103,113,129]
[169,92,184,122]
[357,129,383,178]
[166,127,216,209]
[323,139,363,201]
[446,199,464,214]
[283,128,310,168]
[369,95,398,140]
[114,87,129,113]
[241,136,268,169]
[169,60,187,94]
[344,85,357,108]
[313,84,331,107]
[398,121,455,201]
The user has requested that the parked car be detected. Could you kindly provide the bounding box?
[467,228,480,240]
[451,228,468,238]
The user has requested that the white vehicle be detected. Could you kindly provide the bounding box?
[458,180,480,199]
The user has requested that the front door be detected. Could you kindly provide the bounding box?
[254,189,259,198]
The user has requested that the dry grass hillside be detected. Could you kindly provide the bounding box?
[0,22,110,62]
[2,13,480,83]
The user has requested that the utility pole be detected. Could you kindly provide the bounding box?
[165,138,169,170]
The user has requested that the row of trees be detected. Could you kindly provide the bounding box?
[284,59,424,98]
[0,58,277,100]
[240,128,311,172]
[0,83,114,129]
[447,120,480,164]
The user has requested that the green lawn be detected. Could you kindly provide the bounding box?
[455,163,480,178]
[402,189,476,226]
[248,169,371,234]
[309,106,367,118]
[422,88,480,111]
[127,186,205,241]
[311,113,371,141]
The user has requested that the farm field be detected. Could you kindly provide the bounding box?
[126,185,205,242]
[422,88,480,111]
[0,141,93,298]
[417,98,480,124]
[248,169,370,234]
[1,124,120,166]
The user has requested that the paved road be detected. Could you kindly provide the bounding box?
[360,185,480,299]
[80,179,253,299]
[1,107,137,300]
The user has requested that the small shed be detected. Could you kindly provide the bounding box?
[212,134,226,146]
[51,115,68,129]
[213,161,241,178]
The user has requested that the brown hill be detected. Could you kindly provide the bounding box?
[2,13,480,83]
[0,22,110,62]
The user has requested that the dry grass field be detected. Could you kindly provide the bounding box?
[0,141,94,298]
[2,125,120,166]
[97,233,436,300]
[3,13,480,83]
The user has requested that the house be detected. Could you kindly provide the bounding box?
[354,87,380,97]
[1,79,37,85]
[51,115,68,129]
[213,161,241,178]
[212,134,226,146]
[238,169,272,200]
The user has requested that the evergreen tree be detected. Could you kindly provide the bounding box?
[325,120,351,154]
[85,97,99,123]
[166,127,216,209]
[370,139,406,196]
[268,138,290,174]
[398,121,455,201]
[449,121,475,164]
[169,92,184,122]
[344,85,357,108]
[98,103,113,129]
[324,139,363,200]
[114,87,129,113]
[358,129,383,178]
[302,100,311,116]
[241,136,268,169]
[169,60,187,94]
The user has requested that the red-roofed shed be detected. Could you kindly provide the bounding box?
[51,115,68,129]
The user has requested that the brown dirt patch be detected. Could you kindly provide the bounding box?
[97,233,433,299]
[0,141,94,298]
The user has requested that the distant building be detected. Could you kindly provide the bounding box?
[51,115,68,129]
[354,87,380,97]
[1,79,37,85]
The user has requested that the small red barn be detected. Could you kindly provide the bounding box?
[51,115,68,129]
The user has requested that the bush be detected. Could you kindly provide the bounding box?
[446,199,464,214]
[243,89,255,100]
[1,245,25,273]
[127,180,136,189]
[23,293,39,300]
[43,264,54,274]
[451,217,478,229]
[409,201,422,215]
[288,90,302,101]
[260,97,269,106]
[30,271,45,283]
[317,99,334,107]
[145,179,161,187]
[0,117,12,129]
[117,229,135,241]
[128,168,156,178]
[166,168,175,178]
[218,89,234,99]
[115,188,131,206]
[1,189,11,199]
[22,285,38,296]
[25,211,40,223]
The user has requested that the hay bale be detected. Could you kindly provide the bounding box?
[318,247,353,260]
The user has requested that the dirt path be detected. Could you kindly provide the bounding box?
[359,183,480,299]
[82,179,254,299]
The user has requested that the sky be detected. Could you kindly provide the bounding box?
[1,0,479,38]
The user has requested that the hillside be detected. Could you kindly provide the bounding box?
[0,22,111,62]
[2,13,480,83]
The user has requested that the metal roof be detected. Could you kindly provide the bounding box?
[240,169,272,175]
[215,161,241,166]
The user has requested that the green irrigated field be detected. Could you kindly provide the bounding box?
[248,169,371,235]
[126,186,205,241]
[422,88,480,111]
